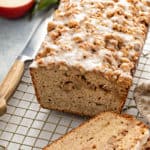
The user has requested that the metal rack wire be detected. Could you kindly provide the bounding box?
[0,30,150,150]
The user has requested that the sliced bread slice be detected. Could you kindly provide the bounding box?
[43,112,149,150]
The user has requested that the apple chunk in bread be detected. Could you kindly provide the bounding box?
[0,0,34,19]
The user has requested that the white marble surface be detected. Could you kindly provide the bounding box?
[0,15,43,82]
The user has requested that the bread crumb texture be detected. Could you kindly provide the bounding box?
[43,112,150,150]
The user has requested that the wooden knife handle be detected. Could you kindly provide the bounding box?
[0,59,24,116]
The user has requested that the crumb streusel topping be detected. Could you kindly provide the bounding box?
[31,0,150,82]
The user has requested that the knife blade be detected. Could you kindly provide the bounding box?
[19,9,54,61]
[0,8,54,116]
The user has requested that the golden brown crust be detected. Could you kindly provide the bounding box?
[43,112,149,150]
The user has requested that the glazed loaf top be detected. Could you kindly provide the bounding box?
[31,0,150,84]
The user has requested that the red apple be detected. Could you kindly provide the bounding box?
[0,0,35,19]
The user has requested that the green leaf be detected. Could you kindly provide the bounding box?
[30,0,58,19]
[37,0,58,11]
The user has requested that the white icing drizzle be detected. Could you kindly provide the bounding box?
[31,0,150,80]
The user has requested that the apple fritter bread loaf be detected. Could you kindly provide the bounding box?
[30,0,150,116]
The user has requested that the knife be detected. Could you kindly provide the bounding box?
[0,8,54,116]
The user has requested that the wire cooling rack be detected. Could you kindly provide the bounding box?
[0,29,150,150]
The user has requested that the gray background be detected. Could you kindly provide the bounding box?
[0,15,43,82]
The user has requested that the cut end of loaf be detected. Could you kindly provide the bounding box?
[30,64,130,116]
[43,112,149,150]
